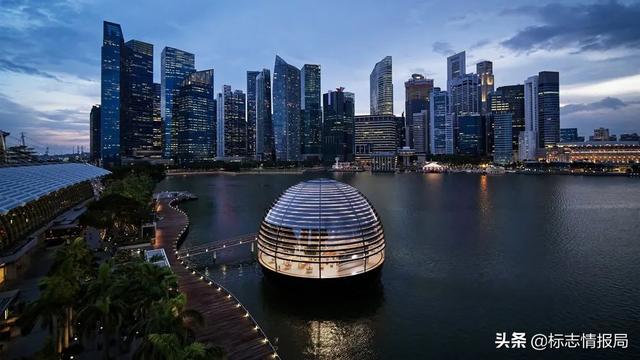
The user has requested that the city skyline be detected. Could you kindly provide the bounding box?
[1,0,639,153]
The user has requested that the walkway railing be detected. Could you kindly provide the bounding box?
[177,232,258,258]
[164,197,279,359]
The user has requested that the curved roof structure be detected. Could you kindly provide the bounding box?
[257,178,385,279]
[0,163,110,214]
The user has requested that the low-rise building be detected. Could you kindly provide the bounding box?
[546,141,640,164]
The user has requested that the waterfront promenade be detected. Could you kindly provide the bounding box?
[154,195,277,360]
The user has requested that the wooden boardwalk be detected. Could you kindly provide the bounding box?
[155,198,278,360]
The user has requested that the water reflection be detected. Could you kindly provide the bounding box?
[260,273,384,359]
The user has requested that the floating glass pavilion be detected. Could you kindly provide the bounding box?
[257,179,385,279]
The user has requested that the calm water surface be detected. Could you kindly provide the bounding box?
[156,173,640,359]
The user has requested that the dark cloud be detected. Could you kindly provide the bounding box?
[562,100,640,136]
[0,59,60,80]
[0,0,98,79]
[561,97,629,115]
[501,1,640,53]
[432,41,455,56]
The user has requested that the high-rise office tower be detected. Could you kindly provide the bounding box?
[273,56,301,161]
[430,88,453,155]
[537,71,560,148]
[492,112,513,164]
[370,56,393,115]
[412,110,429,154]
[301,64,322,159]
[100,21,124,164]
[447,51,466,84]
[246,71,260,158]
[449,73,480,116]
[218,85,247,158]
[476,61,494,115]
[457,114,484,156]
[255,69,273,161]
[121,40,155,158]
[161,47,195,159]
[404,74,434,149]
[520,75,539,161]
[492,85,524,155]
[172,70,215,163]
[322,87,355,162]
[90,105,101,162]
[354,115,402,163]
[152,83,162,156]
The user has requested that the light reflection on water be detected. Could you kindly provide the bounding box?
[158,173,640,359]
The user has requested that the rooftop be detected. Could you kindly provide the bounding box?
[0,163,110,215]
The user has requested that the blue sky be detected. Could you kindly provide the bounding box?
[1,0,639,153]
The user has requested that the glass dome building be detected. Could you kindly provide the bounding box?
[257,179,385,279]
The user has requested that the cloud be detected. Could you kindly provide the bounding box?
[432,41,455,56]
[501,1,640,53]
[0,93,88,153]
[0,59,60,81]
[470,39,490,50]
[562,74,640,102]
[561,97,628,115]
[562,100,640,136]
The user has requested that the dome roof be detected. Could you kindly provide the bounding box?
[257,179,385,279]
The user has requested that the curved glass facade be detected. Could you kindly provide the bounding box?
[257,179,385,279]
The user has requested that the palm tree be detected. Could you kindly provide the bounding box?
[139,334,225,360]
[19,238,95,353]
[77,262,127,359]
[132,294,205,360]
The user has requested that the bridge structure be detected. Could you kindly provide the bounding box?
[177,232,259,261]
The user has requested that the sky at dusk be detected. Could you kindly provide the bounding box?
[1,0,639,153]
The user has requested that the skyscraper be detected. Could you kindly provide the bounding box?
[301,64,322,159]
[172,70,215,163]
[370,56,393,115]
[520,75,539,160]
[218,85,247,158]
[100,21,124,164]
[255,69,273,161]
[492,112,513,164]
[90,105,101,162]
[273,56,301,161]
[404,74,434,149]
[447,51,466,84]
[322,88,355,162]
[412,110,429,154]
[246,71,260,158]
[537,71,560,148]
[457,114,484,156]
[492,85,524,156]
[354,115,401,163]
[161,47,195,159]
[430,88,453,155]
[476,61,494,115]
[121,39,155,158]
[152,83,162,156]
[449,73,480,116]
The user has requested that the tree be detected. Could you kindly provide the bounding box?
[80,194,149,245]
[77,262,127,359]
[19,238,96,353]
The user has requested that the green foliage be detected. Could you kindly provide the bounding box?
[22,242,224,359]
[104,174,155,206]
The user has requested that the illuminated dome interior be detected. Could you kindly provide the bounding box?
[257,178,385,279]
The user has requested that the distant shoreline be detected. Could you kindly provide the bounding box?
[165,168,637,177]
